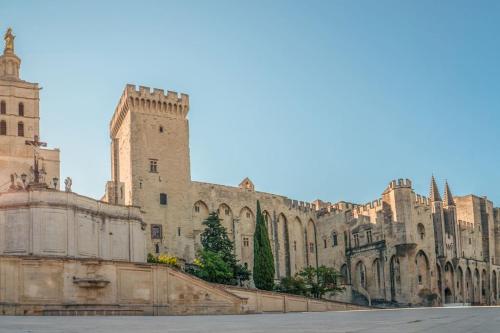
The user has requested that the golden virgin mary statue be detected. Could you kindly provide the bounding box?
[4,28,15,54]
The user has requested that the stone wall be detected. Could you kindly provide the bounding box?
[0,189,146,263]
[0,255,370,316]
[223,285,369,313]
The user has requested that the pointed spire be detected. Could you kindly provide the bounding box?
[443,181,455,206]
[429,175,442,202]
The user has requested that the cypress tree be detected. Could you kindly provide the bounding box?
[253,200,275,290]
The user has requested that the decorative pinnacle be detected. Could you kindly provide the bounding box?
[429,175,442,202]
[443,180,455,206]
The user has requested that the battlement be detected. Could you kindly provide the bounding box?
[126,84,189,105]
[110,84,190,137]
[388,178,413,189]
[458,219,478,232]
[415,194,430,205]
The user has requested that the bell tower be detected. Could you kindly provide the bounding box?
[0,27,60,191]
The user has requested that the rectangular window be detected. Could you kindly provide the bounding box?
[332,233,338,247]
[293,241,297,251]
[366,230,372,244]
[149,159,158,173]
[151,224,163,240]
[418,275,422,285]
[353,233,359,247]
[309,242,315,253]
[160,193,167,205]
[195,205,200,213]
[323,239,327,248]
[243,237,249,247]
[177,227,181,236]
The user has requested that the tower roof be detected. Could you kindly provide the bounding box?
[429,175,442,202]
[443,181,455,206]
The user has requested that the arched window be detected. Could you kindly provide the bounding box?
[18,102,24,116]
[17,122,24,137]
[331,232,338,246]
[0,100,5,114]
[0,120,6,135]
[417,223,425,240]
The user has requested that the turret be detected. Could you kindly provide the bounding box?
[443,181,459,258]
[429,175,442,202]
[429,176,446,258]
[443,181,455,207]
[0,28,21,80]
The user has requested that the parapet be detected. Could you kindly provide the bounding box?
[388,178,413,189]
[110,84,190,137]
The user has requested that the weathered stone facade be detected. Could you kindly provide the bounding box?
[1,28,499,310]
[105,84,500,307]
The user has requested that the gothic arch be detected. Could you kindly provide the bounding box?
[192,200,209,251]
[456,266,464,303]
[340,263,349,284]
[474,268,480,304]
[444,262,455,304]
[482,268,488,303]
[306,219,317,268]
[466,267,473,304]
[218,203,234,235]
[389,255,401,302]
[415,250,431,291]
[372,258,383,297]
[290,217,305,275]
[276,213,291,278]
[262,210,273,243]
[239,206,255,272]
[493,270,498,302]
[354,261,367,290]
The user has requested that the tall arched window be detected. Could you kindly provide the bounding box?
[17,122,24,137]
[0,101,5,114]
[18,102,24,116]
[0,120,6,135]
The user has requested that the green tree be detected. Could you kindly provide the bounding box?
[253,200,275,290]
[298,265,344,298]
[190,249,234,284]
[187,211,250,285]
[274,275,308,296]
[275,266,344,299]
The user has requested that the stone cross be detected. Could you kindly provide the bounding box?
[25,136,47,184]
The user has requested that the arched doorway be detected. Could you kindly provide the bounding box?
[444,288,453,304]
[492,271,498,303]
[465,267,473,303]
[415,250,431,289]
[389,256,401,302]
[457,266,464,303]
[444,262,455,304]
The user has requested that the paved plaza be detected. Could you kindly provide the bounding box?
[1,307,500,333]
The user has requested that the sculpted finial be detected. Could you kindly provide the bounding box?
[4,27,15,54]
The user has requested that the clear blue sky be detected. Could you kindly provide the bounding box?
[2,0,499,205]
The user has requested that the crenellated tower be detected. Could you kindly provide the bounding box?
[106,84,192,259]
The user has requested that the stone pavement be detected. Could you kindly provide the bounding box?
[1,307,500,333]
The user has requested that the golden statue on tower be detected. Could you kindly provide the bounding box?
[4,28,15,54]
